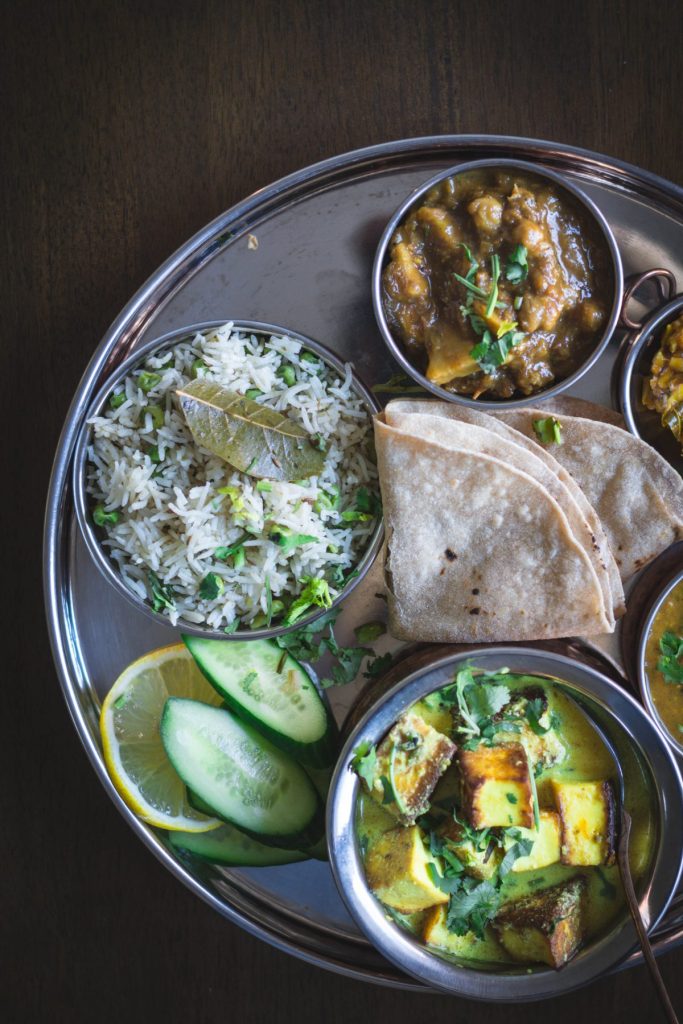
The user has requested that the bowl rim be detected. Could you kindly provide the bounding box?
[371,157,624,409]
[636,565,683,758]
[326,645,683,1001]
[618,292,683,442]
[71,318,384,640]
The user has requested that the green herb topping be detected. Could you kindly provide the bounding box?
[657,631,683,684]
[148,570,175,613]
[505,244,528,284]
[199,572,224,600]
[532,416,563,445]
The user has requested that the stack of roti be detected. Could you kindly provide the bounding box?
[375,397,683,642]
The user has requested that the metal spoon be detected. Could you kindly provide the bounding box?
[567,693,679,1024]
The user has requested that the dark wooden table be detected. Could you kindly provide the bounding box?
[5,0,683,1020]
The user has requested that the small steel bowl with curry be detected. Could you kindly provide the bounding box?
[638,566,683,757]
[372,160,623,408]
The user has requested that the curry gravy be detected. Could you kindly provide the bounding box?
[356,683,655,965]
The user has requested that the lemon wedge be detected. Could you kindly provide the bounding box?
[100,643,223,832]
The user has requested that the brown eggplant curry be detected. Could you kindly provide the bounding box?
[382,168,614,399]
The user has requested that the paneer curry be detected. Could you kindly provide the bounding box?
[382,168,613,399]
[352,668,654,969]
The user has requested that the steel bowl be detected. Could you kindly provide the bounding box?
[72,320,384,640]
[327,646,683,1001]
[371,158,623,409]
[636,565,683,758]
[615,278,683,476]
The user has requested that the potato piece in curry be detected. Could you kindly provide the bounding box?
[382,168,613,399]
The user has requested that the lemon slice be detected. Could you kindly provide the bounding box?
[100,643,223,832]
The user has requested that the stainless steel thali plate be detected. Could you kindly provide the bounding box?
[44,135,683,991]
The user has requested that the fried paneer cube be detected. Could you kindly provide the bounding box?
[367,711,456,825]
[503,811,561,873]
[423,905,506,959]
[493,877,587,969]
[436,817,502,880]
[551,780,616,866]
[457,743,534,829]
[364,825,448,914]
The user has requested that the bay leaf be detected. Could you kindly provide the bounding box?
[176,379,326,481]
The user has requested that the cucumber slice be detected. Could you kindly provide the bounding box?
[161,698,323,848]
[169,823,308,867]
[183,636,337,767]
[187,789,328,860]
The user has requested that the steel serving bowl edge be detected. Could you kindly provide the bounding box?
[371,158,624,409]
[71,319,384,640]
[327,646,683,1001]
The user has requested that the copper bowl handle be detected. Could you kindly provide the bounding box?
[620,268,677,330]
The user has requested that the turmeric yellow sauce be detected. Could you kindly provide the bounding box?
[356,680,655,966]
[644,579,683,744]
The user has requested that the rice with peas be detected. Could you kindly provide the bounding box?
[86,323,380,630]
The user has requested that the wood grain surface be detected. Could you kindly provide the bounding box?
[4,0,683,1020]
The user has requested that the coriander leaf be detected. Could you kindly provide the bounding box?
[505,244,528,284]
[148,570,175,613]
[499,838,535,878]
[350,741,377,788]
[198,572,224,600]
[427,862,465,895]
[658,631,683,684]
[446,879,501,939]
[214,534,250,562]
[525,696,551,735]
[223,619,240,634]
[274,608,339,661]
[532,416,563,445]
[364,652,394,679]
[269,525,318,553]
[284,576,332,625]
[319,643,372,688]
[354,620,386,644]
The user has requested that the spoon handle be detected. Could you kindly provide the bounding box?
[618,809,679,1024]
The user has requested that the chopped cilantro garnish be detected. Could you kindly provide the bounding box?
[485,254,500,318]
[470,328,524,374]
[499,837,534,878]
[532,416,563,445]
[284,576,332,625]
[148,570,175,613]
[505,244,528,284]
[506,793,518,804]
[350,741,377,788]
[198,572,224,600]
[446,879,502,940]
[270,525,318,554]
[657,631,683,684]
